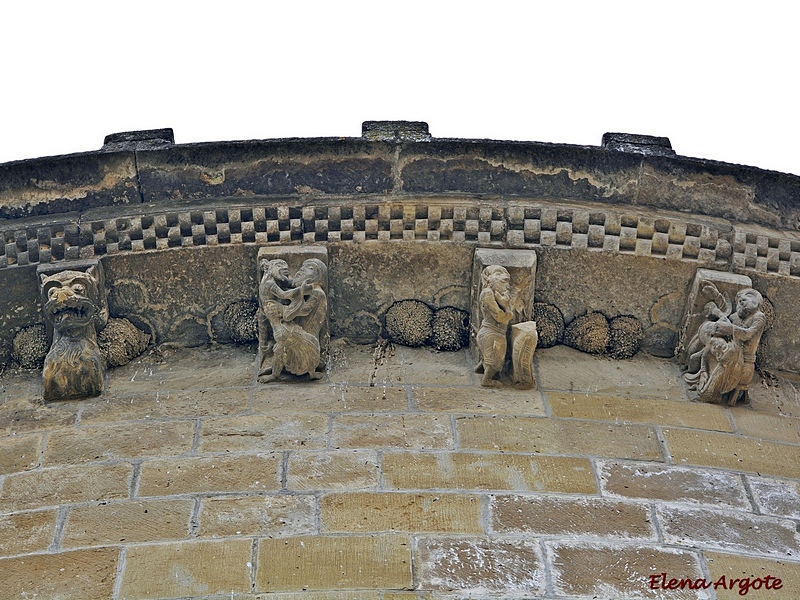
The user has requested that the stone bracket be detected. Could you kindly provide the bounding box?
[37,259,108,401]
[470,249,538,388]
[257,245,329,383]
[676,269,752,366]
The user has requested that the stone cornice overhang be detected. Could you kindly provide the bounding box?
[1,134,799,230]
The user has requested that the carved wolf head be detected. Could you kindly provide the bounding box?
[40,265,108,334]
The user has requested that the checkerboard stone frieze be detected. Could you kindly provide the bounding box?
[0,201,792,278]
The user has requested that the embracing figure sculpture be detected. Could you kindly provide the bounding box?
[258,257,328,383]
[683,283,766,405]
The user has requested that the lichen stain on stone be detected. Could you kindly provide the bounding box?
[199,169,225,185]
[0,168,136,206]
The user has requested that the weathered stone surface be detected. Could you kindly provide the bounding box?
[199,495,316,538]
[747,477,800,519]
[664,428,800,479]
[329,343,473,386]
[44,420,194,465]
[382,451,596,493]
[550,542,705,599]
[136,140,395,201]
[62,499,194,547]
[0,386,79,435]
[119,539,252,598]
[104,245,260,347]
[490,495,654,539]
[0,433,41,474]
[458,415,662,459]
[0,150,139,217]
[253,384,407,414]
[748,367,800,418]
[80,387,250,423]
[0,463,131,512]
[535,248,698,357]
[107,343,254,392]
[536,344,686,398]
[0,509,58,556]
[598,460,751,508]
[256,535,412,591]
[416,537,544,594]
[287,450,380,491]
[657,505,800,557]
[750,272,800,373]
[328,242,473,341]
[547,392,732,431]
[320,492,481,533]
[331,414,453,450]
[0,547,119,600]
[138,454,281,496]
[412,386,545,415]
[705,551,800,600]
[731,409,800,443]
[199,414,328,452]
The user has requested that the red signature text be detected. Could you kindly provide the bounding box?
[649,572,783,596]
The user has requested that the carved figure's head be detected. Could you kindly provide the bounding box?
[294,259,327,288]
[40,266,106,334]
[481,265,511,295]
[262,259,291,283]
[735,288,763,318]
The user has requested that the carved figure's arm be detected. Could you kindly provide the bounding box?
[730,313,767,341]
[481,289,513,324]
[267,281,301,301]
[283,287,322,321]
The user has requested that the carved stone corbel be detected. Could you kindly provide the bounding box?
[678,269,767,405]
[470,249,538,389]
[37,260,108,401]
[257,246,329,383]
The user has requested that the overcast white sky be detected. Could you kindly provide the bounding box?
[2,2,798,175]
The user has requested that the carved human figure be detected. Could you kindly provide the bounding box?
[475,265,515,387]
[258,258,327,383]
[39,266,108,401]
[683,285,766,405]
